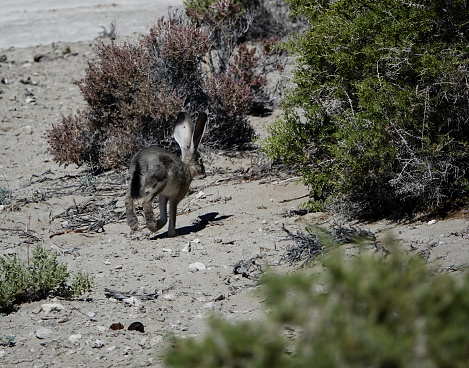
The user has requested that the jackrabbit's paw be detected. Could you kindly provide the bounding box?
[168,229,180,238]
[127,218,139,232]
[146,221,158,232]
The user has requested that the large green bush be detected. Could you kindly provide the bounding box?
[164,236,469,367]
[262,0,469,216]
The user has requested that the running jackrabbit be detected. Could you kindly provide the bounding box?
[125,112,207,237]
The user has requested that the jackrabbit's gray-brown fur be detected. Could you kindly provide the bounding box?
[125,112,207,237]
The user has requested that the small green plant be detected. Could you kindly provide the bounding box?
[0,187,12,205]
[163,233,469,367]
[0,245,93,313]
[0,336,15,347]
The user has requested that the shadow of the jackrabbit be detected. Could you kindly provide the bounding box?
[150,212,232,239]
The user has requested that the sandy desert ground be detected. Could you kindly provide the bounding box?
[1,21,469,368]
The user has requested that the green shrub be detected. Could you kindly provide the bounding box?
[262,0,469,217]
[0,245,93,313]
[0,187,12,205]
[163,234,469,367]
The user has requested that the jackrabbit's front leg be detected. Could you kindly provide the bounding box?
[167,199,180,237]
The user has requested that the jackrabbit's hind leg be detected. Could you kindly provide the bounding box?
[125,193,139,231]
[143,182,166,232]
[167,199,180,237]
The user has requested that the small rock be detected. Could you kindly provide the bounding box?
[181,243,191,253]
[196,191,206,199]
[86,338,105,348]
[85,311,96,319]
[110,323,124,330]
[68,334,82,344]
[35,328,53,339]
[128,321,145,333]
[41,303,64,314]
[25,97,36,105]
[189,262,206,272]
[203,301,215,310]
[427,219,437,225]
[214,294,225,302]
[123,296,141,306]
[33,53,46,62]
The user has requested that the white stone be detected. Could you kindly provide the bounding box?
[41,303,64,314]
[86,338,105,348]
[35,328,53,339]
[123,296,141,306]
[188,262,206,272]
[68,334,82,344]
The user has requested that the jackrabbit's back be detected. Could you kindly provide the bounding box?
[129,147,191,199]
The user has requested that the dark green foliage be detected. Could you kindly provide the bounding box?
[0,245,93,313]
[163,234,469,367]
[0,187,12,205]
[164,317,288,368]
[262,0,469,216]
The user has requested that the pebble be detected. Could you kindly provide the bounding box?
[86,338,105,348]
[123,296,141,306]
[41,303,64,314]
[68,334,82,344]
[35,328,53,339]
[188,262,206,272]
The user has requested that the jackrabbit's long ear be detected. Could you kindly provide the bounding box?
[174,112,194,155]
[192,112,207,150]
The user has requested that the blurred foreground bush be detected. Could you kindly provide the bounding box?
[48,0,290,170]
[163,235,469,367]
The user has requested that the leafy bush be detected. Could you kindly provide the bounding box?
[0,245,93,313]
[0,187,12,205]
[48,1,288,170]
[262,0,469,217]
[163,234,469,367]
